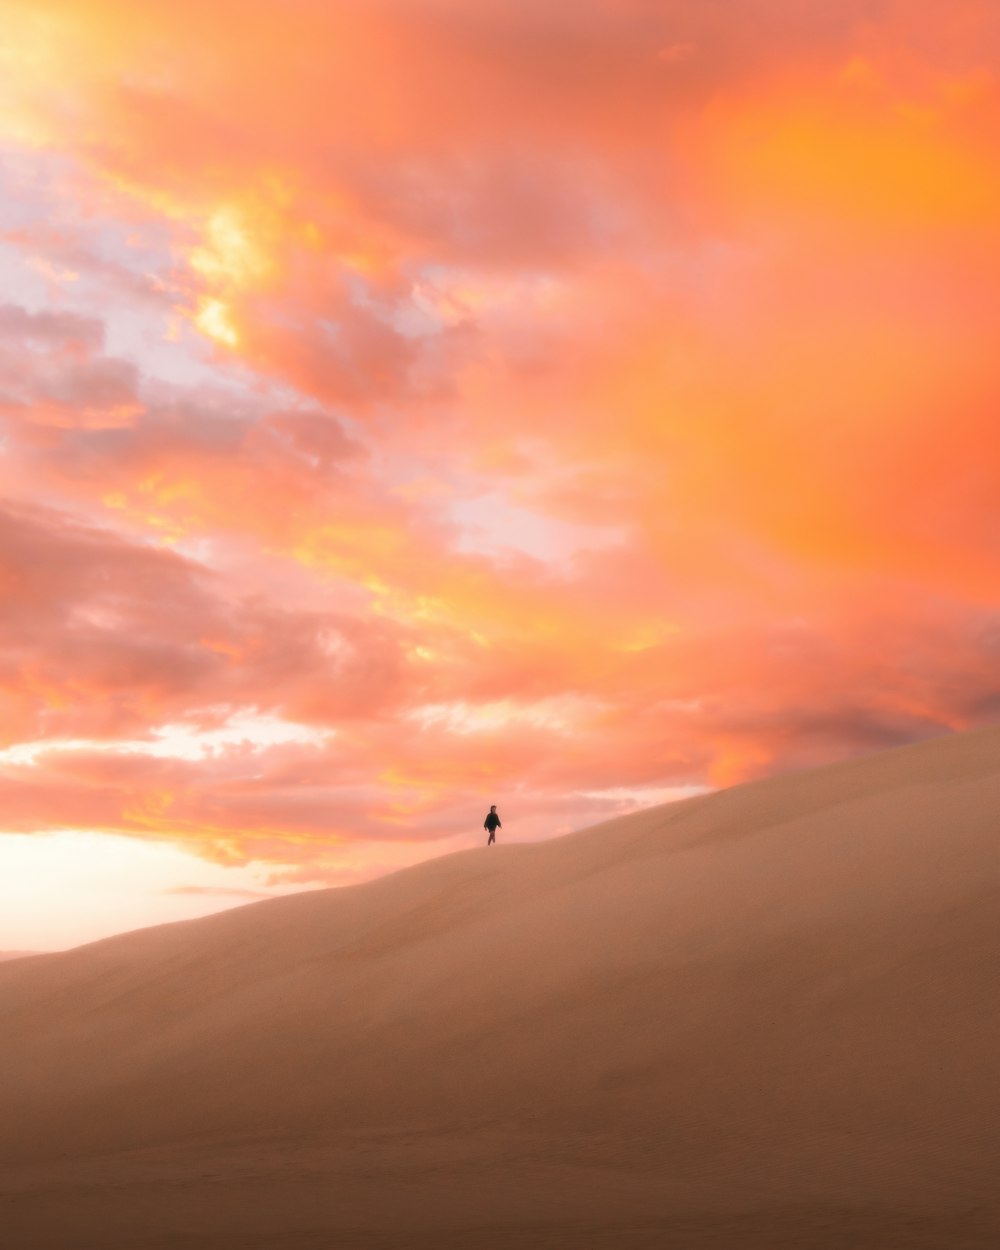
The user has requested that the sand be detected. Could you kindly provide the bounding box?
[1,726,998,1249]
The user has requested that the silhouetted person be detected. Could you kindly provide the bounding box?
[484,805,501,845]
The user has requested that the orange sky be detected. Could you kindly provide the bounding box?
[2,0,1000,947]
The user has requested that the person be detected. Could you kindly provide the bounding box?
[484,805,501,845]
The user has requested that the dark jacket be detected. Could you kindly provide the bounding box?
[484,811,501,832]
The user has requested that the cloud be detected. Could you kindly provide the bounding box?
[0,0,999,881]
[0,303,104,351]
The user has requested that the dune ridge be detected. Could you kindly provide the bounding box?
[1,725,998,1248]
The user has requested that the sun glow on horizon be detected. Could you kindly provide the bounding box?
[0,831,297,950]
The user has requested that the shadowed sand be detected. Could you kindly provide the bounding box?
[1,727,998,1248]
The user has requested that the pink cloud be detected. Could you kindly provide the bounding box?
[0,0,999,887]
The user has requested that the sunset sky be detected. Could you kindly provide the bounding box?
[2,0,1000,949]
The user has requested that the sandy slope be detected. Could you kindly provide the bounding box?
[1,727,998,1249]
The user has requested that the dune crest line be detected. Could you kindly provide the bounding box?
[1,725,998,1248]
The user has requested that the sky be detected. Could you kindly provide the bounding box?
[2,0,1000,949]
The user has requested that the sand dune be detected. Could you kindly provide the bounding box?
[1,726,998,1249]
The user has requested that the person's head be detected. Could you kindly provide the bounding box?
[490,805,496,812]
